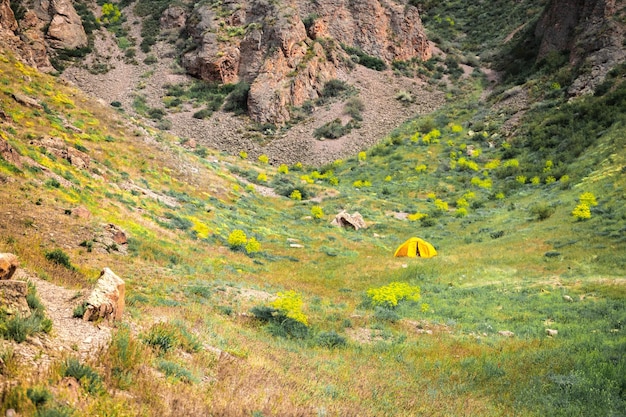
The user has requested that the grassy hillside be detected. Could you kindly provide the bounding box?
[0,42,625,417]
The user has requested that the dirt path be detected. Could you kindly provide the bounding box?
[5,270,112,371]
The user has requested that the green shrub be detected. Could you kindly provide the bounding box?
[62,358,103,394]
[341,45,387,71]
[245,237,261,254]
[223,82,250,114]
[373,306,401,323]
[314,119,353,139]
[315,331,347,348]
[320,79,349,98]
[530,203,555,221]
[26,386,51,408]
[156,359,198,383]
[311,205,324,219]
[44,249,74,270]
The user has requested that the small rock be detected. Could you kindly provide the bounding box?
[563,295,573,302]
[545,328,558,337]
[0,253,19,280]
[498,330,515,337]
[83,336,93,344]
[6,408,16,417]
[290,244,304,248]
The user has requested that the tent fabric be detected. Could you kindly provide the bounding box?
[394,237,437,258]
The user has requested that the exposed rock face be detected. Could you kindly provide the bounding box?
[46,0,88,50]
[0,139,22,169]
[82,268,125,322]
[0,0,18,31]
[29,136,90,169]
[160,5,187,30]
[182,0,430,124]
[535,0,625,95]
[0,280,30,317]
[0,253,19,280]
[302,0,431,62]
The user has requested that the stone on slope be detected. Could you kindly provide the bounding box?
[82,268,125,322]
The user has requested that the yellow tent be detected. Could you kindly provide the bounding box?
[394,237,437,258]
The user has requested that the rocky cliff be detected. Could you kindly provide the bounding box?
[181,0,431,124]
[0,0,87,72]
[535,0,625,94]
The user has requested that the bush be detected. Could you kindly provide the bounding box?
[313,119,353,139]
[223,82,250,114]
[45,249,74,270]
[311,206,324,219]
[572,204,591,221]
[315,331,347,348]
[250,305,309,339]
[271,290,308,325]
[367,282,421,309]
[245,237,261,254]
[530,203,555,221]
[344,97,364,120]
[228,229,248,249]
[62,358,103,394]
[156,359,198,383]
[320,79,349,99]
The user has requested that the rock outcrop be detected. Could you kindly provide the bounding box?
[535,0,625,95]
[82,268,125,322]
[182,0,430,124]
[45,0,88,50]
[0,0,86,72]
[29,136,90,169]
[0,253,30,317]
[0,280,30,317]
[0,139,22,169]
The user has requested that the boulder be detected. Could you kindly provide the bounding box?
[82,268,125,322]
[331,210,367,230]
[498,330,515,337]
[0,253,18,280]
[46,0,88,50]
[0,280,30,317]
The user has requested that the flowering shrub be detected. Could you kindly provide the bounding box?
[463,191,476,200]
[545,176,556,184]
[328,176,339,186]
[471,177,492,189]
[579,192,598,207]
[516,175,527,184]
[457,157,479,171]
[271,291,308,325]
[415,164,427,173]
[450,123,463,133]
[292,162,303,171]
[258,154,269,164]
[239,151,248,159]
[277,164,289,174]
[367,282,421,309]
[495,192,505,200]
[333,159,344,167]
[572,204,591,220]
[484,159,501,170]
[434,199,449,212]
[502,159,519,168]
[456,197,469,208]
[530,176,540,185]
[228,230,247,248]
[408,212,428,221]
[358,151,367,162]
[290,190,302,200]
[257,172,268,182]
[455,207,468,217]
[300,175,314,184]
[245,237,261,254]
[311,206,324,219]
[353,180,372,188]
[384,175,392,182]
[543,160,553,173]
